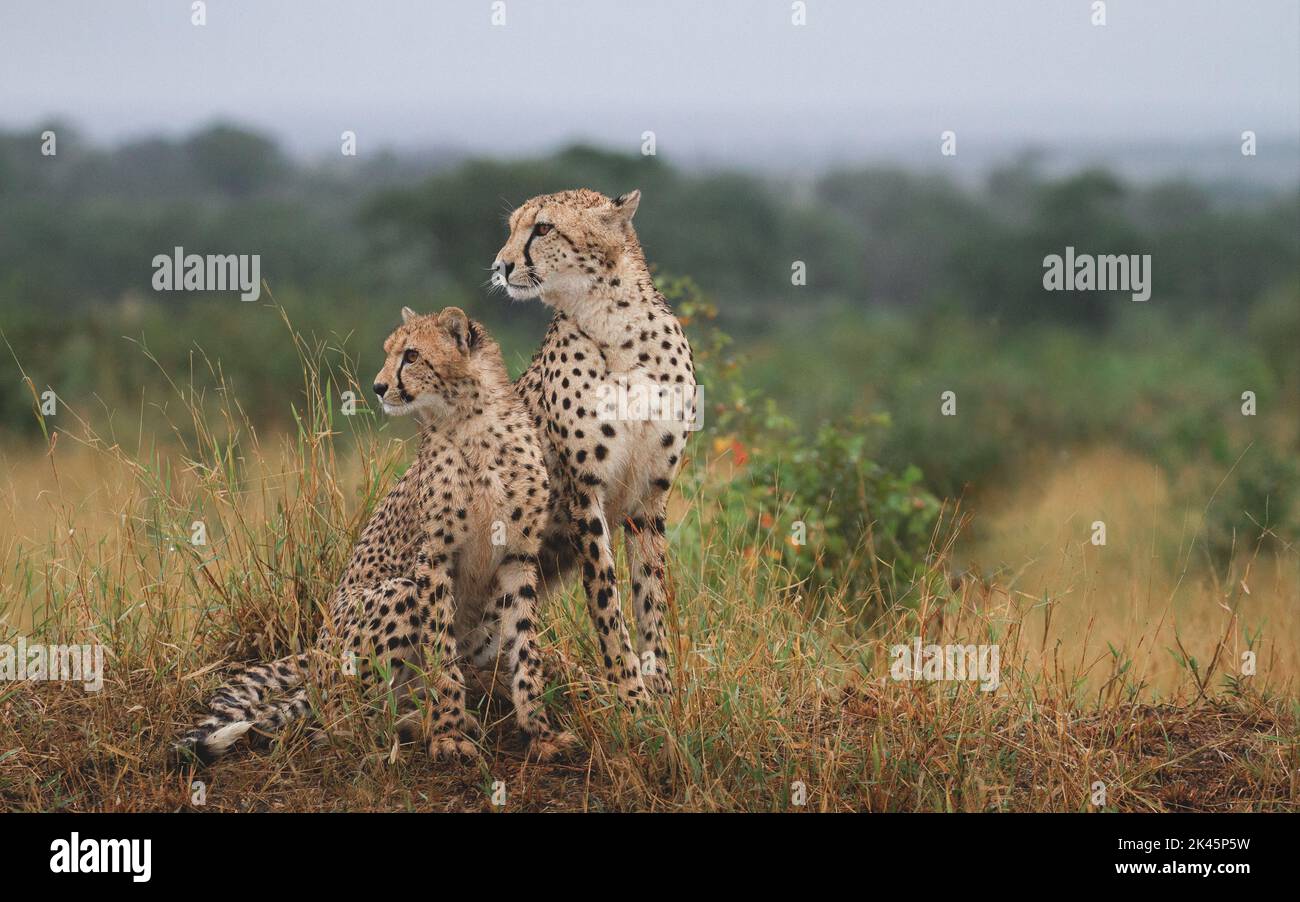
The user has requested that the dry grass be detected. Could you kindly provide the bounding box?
[960,446,1299,697]
[0,331,1296,813]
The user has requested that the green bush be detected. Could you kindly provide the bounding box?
[1198,443,1300,565]
[736,415,941,602]
[669,276,942,606]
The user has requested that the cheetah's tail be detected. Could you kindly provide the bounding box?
[171,653,310,767]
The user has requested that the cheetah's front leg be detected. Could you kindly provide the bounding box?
[572,495,646,705]
[412,548,478,760]
[624,503,673,694]
[491,555,577,761]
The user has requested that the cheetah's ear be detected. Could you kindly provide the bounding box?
[439,307,473,353]
[605,189,640,226]
[613,189,644,223]
[400,306,418,324]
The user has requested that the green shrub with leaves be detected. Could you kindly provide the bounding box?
[736,414,940,603]
[667,275,942,606]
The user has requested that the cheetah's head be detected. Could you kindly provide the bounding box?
[372,306,488,421]
[491,188,640,305]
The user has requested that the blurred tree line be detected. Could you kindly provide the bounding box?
[2,122,1295,328]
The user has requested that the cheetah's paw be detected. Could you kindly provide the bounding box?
[428,731,479,761]
[644,670,673,695]
[527,730,578,763]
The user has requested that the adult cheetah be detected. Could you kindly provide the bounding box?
[174,307,573,764]
[492,189,697,704]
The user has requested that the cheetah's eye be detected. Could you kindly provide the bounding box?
[533,222,553,237]
[402,349,419,364]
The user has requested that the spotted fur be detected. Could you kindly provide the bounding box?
[493,189,696,703]
[174,307,573,764]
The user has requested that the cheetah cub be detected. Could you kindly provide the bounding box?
[175,307,574,764]
[493,189,697,704]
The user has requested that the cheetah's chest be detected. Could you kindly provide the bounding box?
[453,463,511,617]
[540,341,694,520]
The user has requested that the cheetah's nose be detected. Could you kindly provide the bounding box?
[373,382,388,398]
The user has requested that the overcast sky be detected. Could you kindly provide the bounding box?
[2,0,1297,168]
